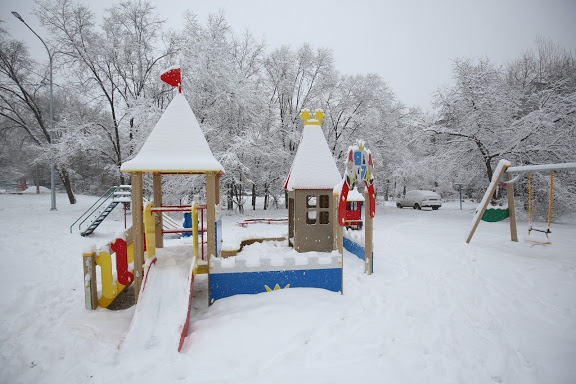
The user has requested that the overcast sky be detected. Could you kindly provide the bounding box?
[2,0,575,110]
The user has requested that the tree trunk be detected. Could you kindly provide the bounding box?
[384,179,389,201]
[252,183,256,210]
[119,168,125,185]
[227,183,233,210]
[263,183,269,210]
[234,184,244,213]
[58,168,77,204]
[33,165,40,194]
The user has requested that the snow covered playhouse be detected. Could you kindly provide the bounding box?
[285,109,341,253]
[210,109,345,300]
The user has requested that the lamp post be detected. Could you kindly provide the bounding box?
[12,11,57,211]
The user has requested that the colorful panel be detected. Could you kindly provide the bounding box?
[343,237,373,267]
[209,268,342,303]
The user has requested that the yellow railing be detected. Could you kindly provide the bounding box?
[83,228,134,309]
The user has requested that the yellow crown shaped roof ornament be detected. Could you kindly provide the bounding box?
[300,108,325,125]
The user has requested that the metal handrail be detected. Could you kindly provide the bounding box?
[70,186,121,233]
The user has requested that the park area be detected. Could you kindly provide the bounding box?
[1,190,575,384]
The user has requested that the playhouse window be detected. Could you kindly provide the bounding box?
[319,194,329,208]
[306,195,317,208]
[306,210,317,224]
[319,211,329,224]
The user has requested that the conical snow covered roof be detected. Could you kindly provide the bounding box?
[121,93,224,174]
[284,109,342,191]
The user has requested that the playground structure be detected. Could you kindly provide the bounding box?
[83,229,134,309]
[466,159,576,244]
[284,109,342,254]
[83,69,376,351]
[337,140,376,274]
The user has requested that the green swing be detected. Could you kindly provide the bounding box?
[481,206,510,222]
[481,183,510,222]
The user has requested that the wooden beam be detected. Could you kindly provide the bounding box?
[288,193,294,247]
[82,250,97,310]
[364,190,374,275]
[153,173,163,248]
[205,172,217,307]
[506,172,518,242]
[215,174,221,203]
[206,172,217,260]
[131,172,144,302]
[332,194,341,252]
[506,162,576,173]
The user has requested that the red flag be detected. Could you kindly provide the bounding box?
[160,67,181,92]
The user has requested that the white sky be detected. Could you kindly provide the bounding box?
[2,0,575,110]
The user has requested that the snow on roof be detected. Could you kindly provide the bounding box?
[347,187,365,202]
[284,122,342,191]
[121,93,224,174]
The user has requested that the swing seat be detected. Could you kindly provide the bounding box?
[481,207,510,222]
[529,227,551,235]
[526,226,552,245]
[525,171,555,246]
[526,236,552,245]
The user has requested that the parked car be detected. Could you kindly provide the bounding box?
[397,190,442,210]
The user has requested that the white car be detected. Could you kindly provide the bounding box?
[397,190,442,210]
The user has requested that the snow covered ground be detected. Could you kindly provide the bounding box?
[1,191,575,384]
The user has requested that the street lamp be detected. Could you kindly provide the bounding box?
[12,11,57,211]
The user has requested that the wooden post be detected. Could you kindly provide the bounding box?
[132,172,144,302]
[153,172,163,248]
[205,172,217,306]
[143,203,156,260]
[332,194,340,251]
[506,172,518,242]
[206,172,216,260]
[288,193,294,247]
[333,193,344,294]
[364,190,374,275]
[215,174,221,203]
[192,203,199,257]
[82,250,98,310]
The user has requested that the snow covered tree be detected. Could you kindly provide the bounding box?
[0,23,77,202]
[321,72,407,199]
[36,0,178,186]
[505,38,576,218]
[264,44,336,153]
[428,58,522,199]
[429,45,575,219]
[179,11,276,210]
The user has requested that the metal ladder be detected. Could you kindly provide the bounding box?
[70,185,132,236]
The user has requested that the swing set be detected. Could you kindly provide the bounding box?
[466,159,576,244]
